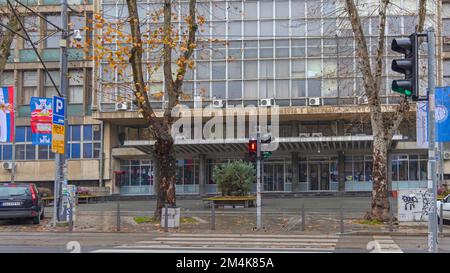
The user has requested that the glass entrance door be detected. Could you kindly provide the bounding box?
[308,163,330,191]
[263,163,285,192]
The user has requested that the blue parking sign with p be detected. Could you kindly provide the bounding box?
[52,96,65,125]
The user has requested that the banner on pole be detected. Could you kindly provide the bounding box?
[435,86,450,142]
[30,97,52,145]
[416,101,428,148]
[0,86,14,143]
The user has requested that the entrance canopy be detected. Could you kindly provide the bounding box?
[124,135,404,155]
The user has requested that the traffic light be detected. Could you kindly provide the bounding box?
[391,33,419,100]
[248,139,257,162]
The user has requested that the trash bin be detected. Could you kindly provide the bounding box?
[161,206,180,228]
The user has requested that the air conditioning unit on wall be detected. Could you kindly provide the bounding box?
[357,96,369,104]
[115,102,128,111]
[444,152,450,160]
[308,97,321,106]
[259,98,274,107]
[3,162,13,170]
[211,99,224,108]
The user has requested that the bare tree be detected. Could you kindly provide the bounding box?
[0,7,20,76]
[94,0,198,219]
[344,0,427,221]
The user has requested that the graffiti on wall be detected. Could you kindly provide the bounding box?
[398,189,430,222]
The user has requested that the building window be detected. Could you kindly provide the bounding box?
[22,71,37,105]
[119,160,154,188]
[176,159,199,185]
[0,71,14,87]
[23,16,40,48]
[45,71,60,98]
[344,155,373,182]
[45,15,60,48]
[69,69,84,104]
[391,154,428,181]
[15,127,35,160]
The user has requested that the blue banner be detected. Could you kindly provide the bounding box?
[30,97,52,145]
[436,87,450,142]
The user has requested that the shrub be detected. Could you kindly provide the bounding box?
[212,160,255,196]
[38,187,51,197]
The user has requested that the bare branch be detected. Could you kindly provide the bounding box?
[343,0,376,102]
[374,0,389,93]
[173,0,197,95]
[126,0,160,132]
[0,9,20,77]
[416,0,426,33]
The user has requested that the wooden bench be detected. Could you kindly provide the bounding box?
[42,194,100,206]
[42,196,54,206]
[77,194,99,204]
[203,196,256,208]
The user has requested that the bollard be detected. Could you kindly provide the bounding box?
[116,202,121,232]
[340,205,344,234]
[440,202,444,233]
[211,201,216,230]
[164,204,169,232]
[301,204,305,231]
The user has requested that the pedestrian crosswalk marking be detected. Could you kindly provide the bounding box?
[370,236,403,253]
[90,233,339,253]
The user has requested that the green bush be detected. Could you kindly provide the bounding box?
[212,160,255,196]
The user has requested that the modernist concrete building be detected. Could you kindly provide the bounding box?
[0,0,104,191]
[0,0,449,197]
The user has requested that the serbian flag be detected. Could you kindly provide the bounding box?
[0,86,14,143]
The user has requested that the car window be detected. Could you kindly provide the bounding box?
[0,187,30,197]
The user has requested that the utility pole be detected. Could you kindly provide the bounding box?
[426,27,438,253]
[53,0,69,226]
[256,128,261,230]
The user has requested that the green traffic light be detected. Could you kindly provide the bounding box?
[392,86,412,96]
[392,80,412,96]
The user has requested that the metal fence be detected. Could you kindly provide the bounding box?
[29,202,446,235]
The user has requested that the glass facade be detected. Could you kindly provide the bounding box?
[0,125,101,161]
[98,0,431,109]
[119,160,154,195]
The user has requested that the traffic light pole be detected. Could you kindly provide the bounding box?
[53,0,69,226]
[256,129,262,230]
[426,27,438,253]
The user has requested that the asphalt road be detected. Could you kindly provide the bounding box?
[0,232,449,253]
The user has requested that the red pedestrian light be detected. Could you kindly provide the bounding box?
[248,139,257,154]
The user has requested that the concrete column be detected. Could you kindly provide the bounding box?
[338,151,346,192]
[291,120,299,137]
[199,154,206,197]
[291,152,299,192]
[152,153,158,196]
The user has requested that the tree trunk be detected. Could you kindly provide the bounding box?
[366,133,391,222]
[153,131,176,220]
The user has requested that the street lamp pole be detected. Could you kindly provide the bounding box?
[426,27,438,253]
[53,0,69,226]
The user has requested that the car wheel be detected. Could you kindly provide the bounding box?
[32,215,40,225]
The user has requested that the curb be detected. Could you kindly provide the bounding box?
[342,231,450,237]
